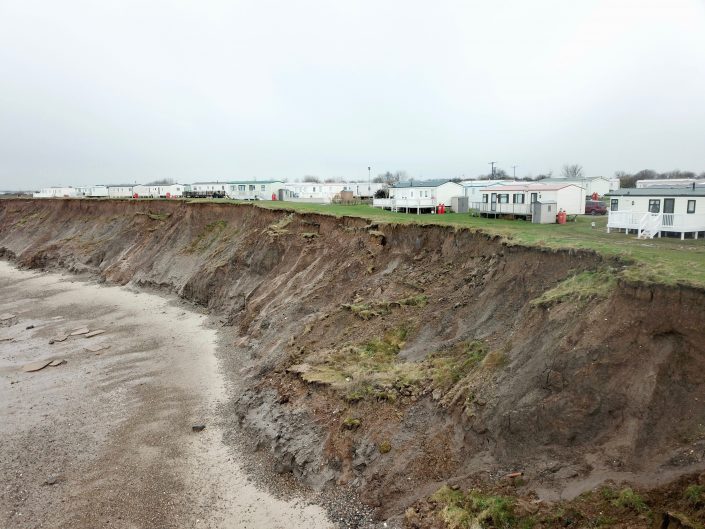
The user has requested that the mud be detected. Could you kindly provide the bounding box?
[0,261,332,528]
[2,198,705,524]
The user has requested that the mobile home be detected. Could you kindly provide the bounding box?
[474,183,585,221]
[372,179,464,213]
[607,187,705,239]
[33,187,80,198]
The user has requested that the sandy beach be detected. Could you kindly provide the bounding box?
[0,261,332,529]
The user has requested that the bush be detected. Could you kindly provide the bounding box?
[611,487,648,513]
[684,484,705,507]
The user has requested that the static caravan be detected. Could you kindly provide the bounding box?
[283,183,348,203]
[108,185,134,198]
[33,187,80,198]
[462,180,513,203]
[227,181,285,200]
[349,182,386,199]
[373,179,464,213]
[636,179,704,189]
[538,177,614,197]
[133,184,185,198]
[87,186,109,198]
[607,187,705,239]
[475,183,585,220]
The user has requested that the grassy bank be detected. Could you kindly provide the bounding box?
[190,199,705,289]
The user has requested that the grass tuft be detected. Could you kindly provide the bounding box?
[611,487,648,513]
[684,484,705,507]
[431,485,517,528]
[531,269,617,307]
[185,220,228,254]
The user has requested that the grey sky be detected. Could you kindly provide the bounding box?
[1,0,704,188]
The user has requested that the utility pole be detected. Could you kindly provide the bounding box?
[489,161,496,180]
[512,165,518,179]
[368,166,371,194]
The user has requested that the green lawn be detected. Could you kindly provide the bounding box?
[197,199,705,288]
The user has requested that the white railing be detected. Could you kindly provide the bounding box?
[638,213,661,239]
[607,210,643,230]
[470,202,532,215]
[372,197,437,209]
[608,210,705,235]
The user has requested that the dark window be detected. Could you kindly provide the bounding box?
[498,194,509,204]
[610,199,619,211]
[512,193,525,204]
[482,194,488,203]
[688,200,696,214]
[648,199,660,213]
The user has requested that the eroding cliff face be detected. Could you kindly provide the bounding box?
[2,198,705,517]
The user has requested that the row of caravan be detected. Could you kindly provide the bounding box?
[33,184,188,199]
[33,180,387,202]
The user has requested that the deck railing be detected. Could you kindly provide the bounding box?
[608,210,705,234]
[372,197,437,209]
[470,202,532,215]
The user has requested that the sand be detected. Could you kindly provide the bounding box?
[0,261,333,529]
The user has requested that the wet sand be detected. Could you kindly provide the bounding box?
[0,261,332,529]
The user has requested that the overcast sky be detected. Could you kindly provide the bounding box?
[1,0,704,188]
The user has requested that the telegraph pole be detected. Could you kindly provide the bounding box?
[488,161,497,179]
[368,166,371,194]
[512,165,518,179]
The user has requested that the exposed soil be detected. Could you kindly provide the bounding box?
[2,198,705,527]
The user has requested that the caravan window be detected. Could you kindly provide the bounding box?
[648,199,660,213]
[238,185,245,191]
[261,185,266,191]
[688,200,696,214]
[512,193,525,204]
[498,194,509,204]
[482,194,488,203]
[610,199,619,211]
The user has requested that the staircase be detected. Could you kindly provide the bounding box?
[638,213,662,239]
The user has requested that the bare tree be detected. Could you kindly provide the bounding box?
[561,164,584,179]
[661,169,696,180]
[634,169,658,180]
[376,170,408,186]
[615,171,637,188]
[303,175,320,183]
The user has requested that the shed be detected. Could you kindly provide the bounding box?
[532,201,557,224]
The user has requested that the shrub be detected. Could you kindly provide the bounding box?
[611,487,648,513]
[684,484,705,507]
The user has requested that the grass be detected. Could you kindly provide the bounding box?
[294,333,504,405]
[684,484,705,507]
[430,341,489,391]
[147,211,171,221]
[430,485,518,529]
[265,213,293,237]
[184,220,229,254]
[611,487,649,514]
[186,200,705,289]
[531,269,618,307]
[341,294,429,320]
[298,325,425,403]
